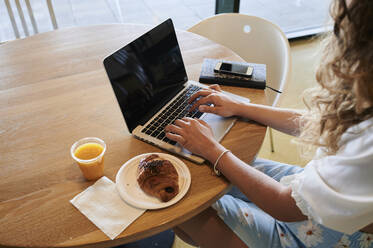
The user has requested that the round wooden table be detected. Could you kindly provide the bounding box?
[0,24,267,248]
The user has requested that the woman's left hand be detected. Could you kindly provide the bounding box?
[165,117,225,163]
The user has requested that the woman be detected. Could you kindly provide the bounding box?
[164,0,373,247]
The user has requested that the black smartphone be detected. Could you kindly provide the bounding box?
[214,61,253,78]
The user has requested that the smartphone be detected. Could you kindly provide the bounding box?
[214,62,253,78]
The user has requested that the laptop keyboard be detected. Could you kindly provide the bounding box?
[141,85,203,145]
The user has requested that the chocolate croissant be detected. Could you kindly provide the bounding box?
[137,154,179,202]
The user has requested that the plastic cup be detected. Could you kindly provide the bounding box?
[70,137,106,180]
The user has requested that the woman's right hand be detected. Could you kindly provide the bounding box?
[189,84,240,117]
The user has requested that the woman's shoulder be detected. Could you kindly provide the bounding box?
[337,117,373,159]
[340,117,373,146]
[310,117,373,196]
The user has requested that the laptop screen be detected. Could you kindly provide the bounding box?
[104,19,188,132]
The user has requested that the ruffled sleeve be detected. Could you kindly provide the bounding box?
[280,118,373,234]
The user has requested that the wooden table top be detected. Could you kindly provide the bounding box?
[0,24,267,248]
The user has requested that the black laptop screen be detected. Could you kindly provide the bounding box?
[103,19,188,132]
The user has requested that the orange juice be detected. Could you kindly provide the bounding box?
[73,141,105,180]
[74,143,103,160]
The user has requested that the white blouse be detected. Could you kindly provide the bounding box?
[281,117,373,234]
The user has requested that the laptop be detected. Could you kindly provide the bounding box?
[103,19,240,164]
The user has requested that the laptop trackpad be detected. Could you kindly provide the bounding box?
[177,113,235,162]
[201,113,236,142]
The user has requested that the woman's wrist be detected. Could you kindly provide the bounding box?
[205,143,226,164]
[213,149,230,176]
[232,101,251,117]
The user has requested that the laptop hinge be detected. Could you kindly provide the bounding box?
[138,83,185,126]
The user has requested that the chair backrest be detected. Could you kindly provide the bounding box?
[188,13,291,106]
[4,0,58,40]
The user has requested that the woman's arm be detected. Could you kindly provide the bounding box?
[189,86,303,136]
[213,146,307,222]
[234,103,303,136]
[165,118,307,222]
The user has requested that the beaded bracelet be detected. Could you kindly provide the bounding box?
[213,150,230,176]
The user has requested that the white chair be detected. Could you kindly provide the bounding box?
[5,0,58,39]
[188,13,291,152]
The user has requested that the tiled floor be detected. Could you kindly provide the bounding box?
[1,0,331,42]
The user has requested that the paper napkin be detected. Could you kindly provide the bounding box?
[70,176,146,239]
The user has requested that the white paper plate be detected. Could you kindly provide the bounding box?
[115,153,191,209]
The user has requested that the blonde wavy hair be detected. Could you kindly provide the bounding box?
[298,0,373,155]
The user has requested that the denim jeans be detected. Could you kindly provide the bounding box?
[212,158,373,248]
